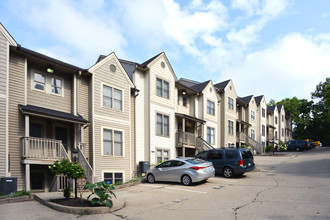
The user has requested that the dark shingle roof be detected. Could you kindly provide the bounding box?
[190,80,211,93]
[267,105,276,113]
[238,95,253,105]
[178,78,200,89]
[214,79,230,90]
[18,105,89,124]
[277,104,283,111]
[119,59,137,82]
[255,95,264,104]
[140,52,163,68]
[96,55,107,64]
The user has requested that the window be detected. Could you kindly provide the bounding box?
[103,85,122,110]
[275,116,278,124]
[282,128,284,136]
[251,129,255,140]
[182,96,188,107]
[282,115,284,122]
[207,127,215,144]
[156,78,169,99]
[228,120,234,135]
[228,97,234,110]
[225,150,238,159]
[156,113,169,137]
[51,78,62,95]
[275,131,278,139]
[207,100,215,115]
[208,150,222,160]
[251,110,255,120]
[262,108,265,118]
[104,172,123,184]
[34,73,45,91]
[103,129,123,156]
[262,125,265,137]
[156,149,169,163]
[196,151,207,160]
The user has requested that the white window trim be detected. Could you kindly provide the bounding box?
[102,170,125,184]
[101,82,124,112]
[31,70,64,97]
[101,126,125,157]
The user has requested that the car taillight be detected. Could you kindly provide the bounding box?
[190,166,205,170]
[239,160,243,167]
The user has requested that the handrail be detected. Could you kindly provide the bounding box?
[196,137,214,152]
[77,146,93,184]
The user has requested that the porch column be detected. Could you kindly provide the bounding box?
[183,146,185,157]
[74,124,77,151]
[25,164,30,191]
[182,118,185,132]
[25,115,29,157]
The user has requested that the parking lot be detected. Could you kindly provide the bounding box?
[1,147,330,220]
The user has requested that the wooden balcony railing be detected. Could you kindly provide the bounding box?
[21,137,69,161]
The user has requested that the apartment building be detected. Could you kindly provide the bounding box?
[255,95,267,148]
[214,80,237,148]
[89,53,136,183]
[119,53,177,166]
[267,105,279,146]
[277,105,286,143]
[177,79,220,152]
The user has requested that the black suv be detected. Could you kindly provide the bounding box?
[285,140,309,151]
[195,148,255,178]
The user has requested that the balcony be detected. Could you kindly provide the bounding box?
[176,130,196,147]
[21,137,70,164]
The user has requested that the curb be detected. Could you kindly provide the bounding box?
[34,194,125,215]
[0,195,33,205]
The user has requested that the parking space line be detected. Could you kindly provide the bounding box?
[165,187,207,194]
[209,178,238,183]
[139,184,164,188]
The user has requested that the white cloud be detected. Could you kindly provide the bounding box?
[222,33,330,101]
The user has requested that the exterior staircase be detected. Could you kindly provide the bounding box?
[237,132,264,154]
[196,137,214,152]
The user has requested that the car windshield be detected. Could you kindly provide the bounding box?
[241,150,253,159]
[185,158,205,164]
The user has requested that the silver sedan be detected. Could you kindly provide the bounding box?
[146,158,215,186]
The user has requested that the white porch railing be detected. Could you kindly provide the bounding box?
[237,132,264,154]
[196,137,214,152]
[21,137,69,160]
[77,146,93,184]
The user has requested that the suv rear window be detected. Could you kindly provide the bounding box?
[196,151,207,160]
[225,150,238,159]
[241,150,253,159]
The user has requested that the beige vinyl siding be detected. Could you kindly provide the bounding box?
[149,57,175,109]
[0,31,8,177]
[8,54,25,190]
[92,55,133,182]
[78,76,90,160]
[0,99,6,176]
[93,59,130,121]
[27,66,72,113]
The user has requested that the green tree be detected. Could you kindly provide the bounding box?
[268,99,276,106]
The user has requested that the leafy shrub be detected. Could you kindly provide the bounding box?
[63,186,71,199]
[277,142,288,151]
[84,181,116,208]
[240,145,252,152]
[265,145,273,152]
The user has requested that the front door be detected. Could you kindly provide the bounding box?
[55,126,68,151]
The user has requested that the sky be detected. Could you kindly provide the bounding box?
[1,0,329,102]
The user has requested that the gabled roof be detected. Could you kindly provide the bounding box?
[255,95,264,105]
[178,78,200,89]
[267,105,277,113]
[190,80,211,93]
[119,59,138,82]
[238,95,253,105]
[140,52,163,68]
[0,23,17,46]
[214,79,230,91]
[277,104,284,111]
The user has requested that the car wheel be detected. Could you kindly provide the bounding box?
[181,175,192,186]
[147,174,155,183]
[223,167,233,178]
[295,147,300,152]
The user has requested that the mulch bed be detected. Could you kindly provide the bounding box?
[50,198,99,207]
